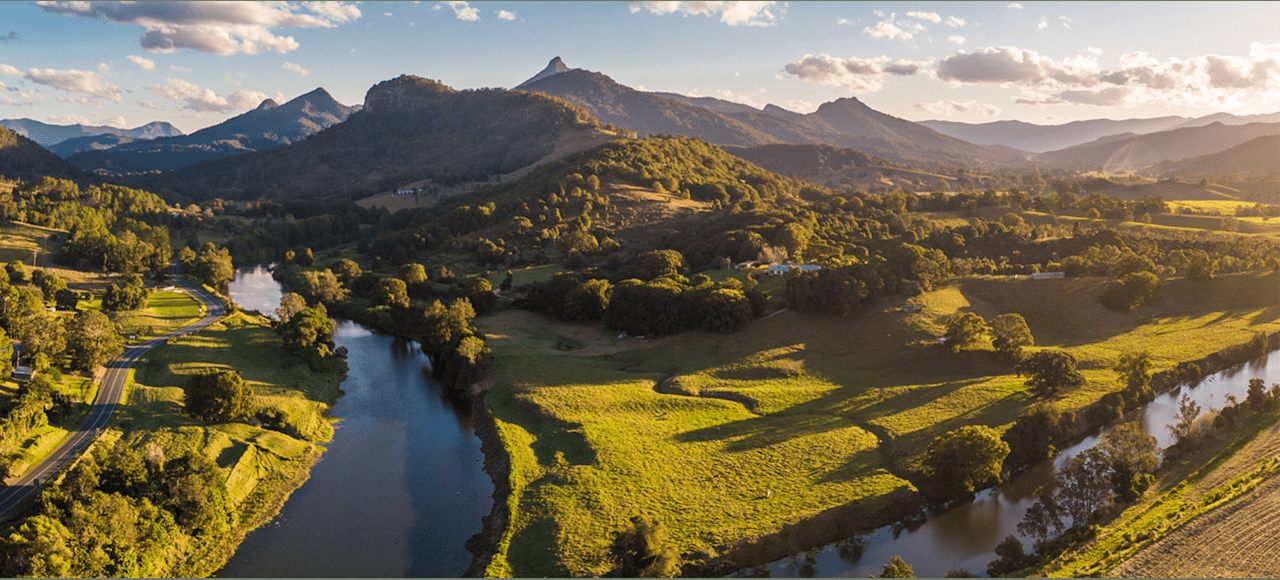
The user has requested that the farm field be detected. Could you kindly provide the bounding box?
[476,270,1280,576]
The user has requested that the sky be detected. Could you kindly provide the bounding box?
[2,1,1279,134]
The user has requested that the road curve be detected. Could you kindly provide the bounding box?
[0,269,226,522]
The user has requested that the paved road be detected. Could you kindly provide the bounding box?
[0,270,225,522]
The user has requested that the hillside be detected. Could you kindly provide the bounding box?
[68,88,358,173]
[0,126,85,180]
[516,59,1027,168]
[1154,135,1280,177]
[1035,122,1280,172]
[130,76,616,202]
[49,133,146,158]
[723,143,977,193]
[0,118,182,148]
[920,117,1188,153]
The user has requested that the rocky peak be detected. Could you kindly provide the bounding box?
[515,56,573,90]
[362,75,456,114]
[256,98,280,111]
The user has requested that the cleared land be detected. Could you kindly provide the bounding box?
[477,270,1280,576]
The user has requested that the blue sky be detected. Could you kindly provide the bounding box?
[2,1,1279,133]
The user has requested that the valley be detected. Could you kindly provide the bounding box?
[1,3,1280,577]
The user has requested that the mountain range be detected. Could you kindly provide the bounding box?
[128,75,617,202]
[0,118,182,149]
[514,57,1028,169]
[66,88,359,173]
[1032,122,1280,172]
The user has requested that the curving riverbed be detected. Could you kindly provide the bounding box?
[217,266,494,577]
[767,350,1280,578]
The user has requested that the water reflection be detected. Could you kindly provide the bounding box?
[767,349,1280,578]
[218,269,493,577]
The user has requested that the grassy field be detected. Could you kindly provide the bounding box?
[0,221,62,267]
[476,270,1280,576]
[99,287,206,340]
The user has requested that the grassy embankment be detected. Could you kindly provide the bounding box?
[106,309,341,576]
[475,270,1280,576]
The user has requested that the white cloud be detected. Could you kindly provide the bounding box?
[98,62,109,72]
[783,99,816,113]
[439,1,480,21]
[147,78,270,113]
[627,1,783,27]
[1008,3,1023,8]
[1038,17,1047,29]
[714,89,763,108]
[58,95,106,107]
[945,16,966,27]
[170,65,192,72]
[497,10,516,20]
[864,13,926,40]
[0,66,122,102]
[138,100,160,109]
[49,113,91,125]
[36,1,362,55]
[837,18,851,25]
[282,62,310,76]
[948,35,965,45]
[936,43,1280,109]
[127,55,156,71]
[906,11,940,23]
[1059,16,1072,30]
[103,115,128,128]
[915,99,1002,117]
[384,12,393,17]
[783,53,930,92]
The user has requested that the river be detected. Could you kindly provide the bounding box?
[216,266,494,577]
[767,350,1280,578]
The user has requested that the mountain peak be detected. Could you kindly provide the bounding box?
[515,56,573,90]
[256,99,279,111]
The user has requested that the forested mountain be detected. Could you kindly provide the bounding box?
[1035,122,1280,172]
[1154,135,1280,177]
[0,126,85,180]
[724,143,987,192]
[130,76,615,202]
[0,118,182,148]
[49,133,147,157]
[920,117,1189,153]
[68,88,359,173]
[516,59,1027,168]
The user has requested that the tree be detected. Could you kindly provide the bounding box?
[880,556,915,578]
[1017,493,1064,544]
[0,327,12,378]
[1056,448,1113,528]
[278,307,337,371]
[6,260,26,283]
[986,535,1030,577]
[610,515,680,578]
[924,425,1010,497]
[300,269,345,304]
[275,292,307,323]
[1100,271,1163,311]
[1097,422,1158,502]
[193,243,234,288]
[989,313,1033,359]
[185,369,255,423]
[373,278,410,308]
[943,312,986,352]
[18,310,66,364]
[1115,350,1155,405]
[637,249,686,280]
[328,258,362,282]
[0,514,74,577]
[562,279,611,321]
[66,311,124,372]
[1015,350,1086,396]
[397,263,428,285]
[1003,402,1073,469]
[1168,393,1201,446]
[1001,212,1025,229]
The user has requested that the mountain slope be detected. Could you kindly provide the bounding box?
[1035,122,1280,171]
[0,118,182,148]
[49,133,146,158]
[131,75,616,201]
[0,126,85,180]
[68,88,359,173]
[517,59,1026,168]
[1154,135,1280,177]
[920,117,1188,153]
[515,56,572,90]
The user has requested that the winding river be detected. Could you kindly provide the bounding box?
[216,266,494,577]
[214,266,1278,578]
[767,351,1280,578]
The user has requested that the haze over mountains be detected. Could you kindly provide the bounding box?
[65,88,359,173]
[0,118,182,148]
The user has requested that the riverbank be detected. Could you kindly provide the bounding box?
[472,271,1280,576]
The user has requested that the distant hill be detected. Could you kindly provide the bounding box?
[919,117,1188,153]
[1170,110,1280,130]
[1034,122,1280,172]
[0,126,85,180]
[68,88,359,173]
[49,133,146,158]
[130,75,617,202]
[516,58,1027,168]
[1154,135,1280,177]
[724,143,985,193]
[0,118,182,148]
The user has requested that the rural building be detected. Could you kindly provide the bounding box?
[767,264,822,276]
[1030,272,1066,280]
[396,188,415,196]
